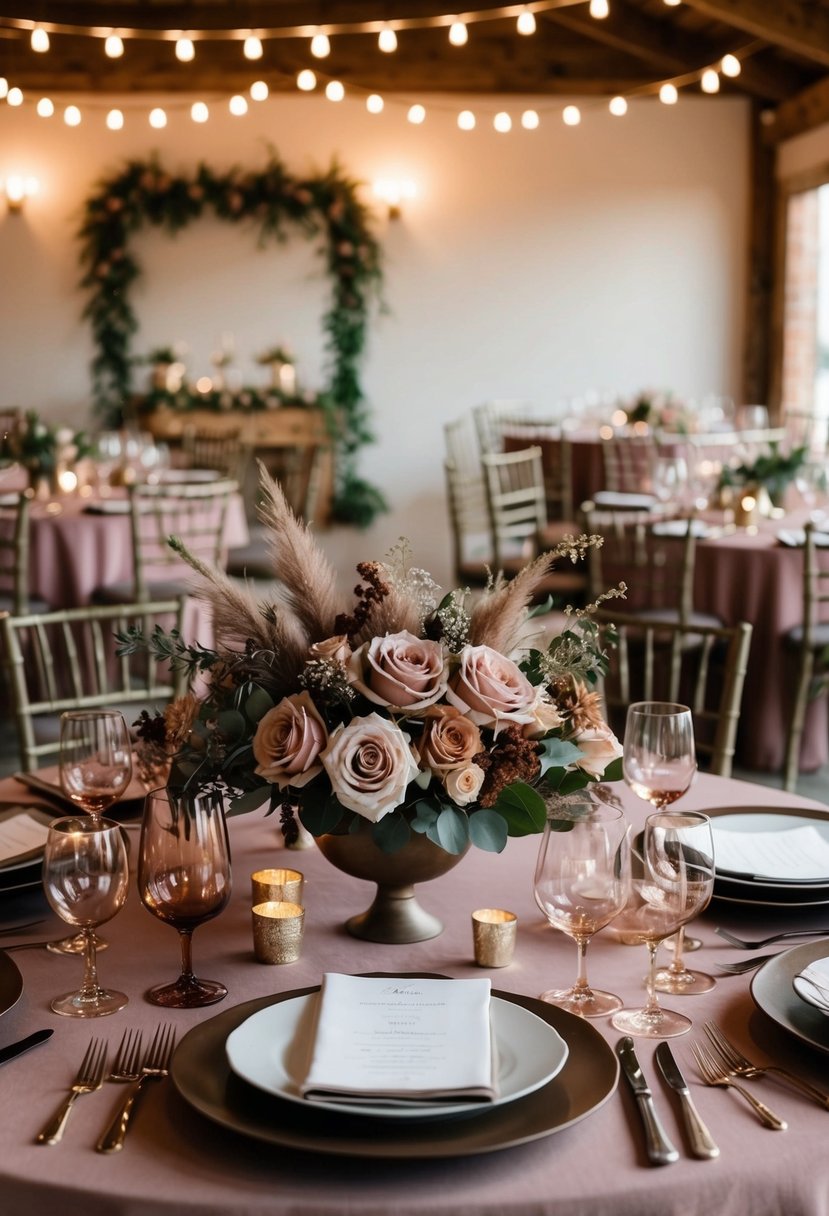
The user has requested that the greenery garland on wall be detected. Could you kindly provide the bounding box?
[78,154,386,527]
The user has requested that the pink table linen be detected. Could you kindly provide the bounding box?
[1,772,828,1215]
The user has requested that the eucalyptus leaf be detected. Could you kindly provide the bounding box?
[372,812,411,854]
[435,805,470,854]
[468,808,509,853]
[411,799,439,835]
[538,737,584,776]
[299,791,344,836]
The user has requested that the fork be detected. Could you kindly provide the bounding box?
[705,1021,829,1110]
[715,927,829,950]
[105,1028,143,1086]
[715,952,781,975]
[35,1038,108,1145]
[96,1024,175,1154]
[690,1042,787,1130]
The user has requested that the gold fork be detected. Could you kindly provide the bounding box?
[96,1024,175,1154]
[35,1038,108,1145]
[105,1028,143,1086]
[690,1041,787,1130]
[704,1021,829,1110]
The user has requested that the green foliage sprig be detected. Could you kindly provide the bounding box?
[719,442,807,500]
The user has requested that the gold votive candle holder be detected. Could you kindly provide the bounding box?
[251,867,304,906]
[472,908,518,968]
[252,900,305,964]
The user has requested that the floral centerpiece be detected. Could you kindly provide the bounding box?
[119,471,625,936]
[622,390,693,434]
[718,441,807,509]
[0,410,90,486]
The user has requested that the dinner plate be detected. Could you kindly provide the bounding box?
[651,519,710,539]
[159,469,221,484]
[751,941,829,1056]
[708,806,829,906]
[0,805,54,873]
[172,980,619,1159]
[0,951,24,1018]
[225,993,568,1120]
[792,970,829,1017]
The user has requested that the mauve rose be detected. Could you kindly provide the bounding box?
[571,725,623,778]
[349,631,447,713]
[447,644,537,728]
[309,635,352,665]
[252,691,328,789]
[418,705,482,774]
[524,696,565,740]
[321,713,419,823]
[444,764,485,806]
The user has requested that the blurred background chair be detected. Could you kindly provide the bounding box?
[783,523,829,792]
[181,423,250,484]
[600,430,657,495]
[472,399,538,455]
[0,491,49,615]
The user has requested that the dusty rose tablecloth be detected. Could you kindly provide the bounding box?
[1,772,829,1216]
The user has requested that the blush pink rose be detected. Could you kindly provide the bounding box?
[252,691,328,789]
[571,725,624,778]
[349,630,447,713]
[321,712,420,823]
[444,764,485,807]
[309,635,352,665]
[418,705,483,774]
[447,644,538,728]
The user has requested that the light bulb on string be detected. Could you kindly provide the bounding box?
[191,101,209,123]
[449,22,468,47]
[250,80,269,101]
[366,94,384,114]
[659,83,678,104]
[31,27,50,53]
[0,78,6,99]
[609,95,628,116]
[149,107,167,128]
[494,112,512,133]
[663,0,681,6]
[176,37,195,62]
[701,68,720,93]
[37,97,54,117]
[458,109,476,130]
[721,54,741,77]
[589,0,610,17]
[297,69,316,91]
[229,95,248,116]
[7,87,23,107]
[311,31,330,58]
[563,105,581,126]
[521,109,539,129]
[378,24,398,53]
[104,34,124,58]
[408,103,426,124]
[64,104,81,126]
[106,108,124,130]
[325,81,345,102]
[243,35,263,60]
[517,7,536,35]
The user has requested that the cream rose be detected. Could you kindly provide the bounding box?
[252,691,328,789]
[418,705,483,774]
[309,635,352,665]
[571,724,624,778]
[444,764,486,807]
[321,712,420,823]
[447,644,538,728]
[523,696,565,740]
[349,630,447,713]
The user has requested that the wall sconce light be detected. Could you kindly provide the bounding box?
[372,178,416,220]
[1,174,39,213]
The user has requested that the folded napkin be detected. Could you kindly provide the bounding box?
[795,957,829,1013]
[301,974,498,1106]
[592,491,658,511]
[651,519,710,539]
[712,822,829,883]
[82,500,131,515]
[777,529,829,549]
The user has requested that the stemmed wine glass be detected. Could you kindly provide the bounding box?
[43,817,129,1017]
[622,700,714,993]
[611,811,714,1038]
[138,787,232,1008]
[534,796,631,1017]
[49,710,132,955]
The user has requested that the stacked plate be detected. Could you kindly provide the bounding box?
[710,805,829,908]
[0,804,53,898]
[751,942,829,1057]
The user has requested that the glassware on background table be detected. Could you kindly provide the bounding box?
[652,455,690,509]
[610,812,714,1038]
[621,700,714,994]
[533,796,631,1017]
[43,817,129,1017]
[138,787,231,1008]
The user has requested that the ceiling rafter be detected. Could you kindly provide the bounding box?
[680,0,829,69]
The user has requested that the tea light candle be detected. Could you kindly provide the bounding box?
[252,900,305,964]
[472,908,518,968]
[251,867,304,906]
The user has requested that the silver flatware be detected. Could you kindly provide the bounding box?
[0,920,45,936]
[691,1041,787,1130]
[704,1021,829,1110]
[655,1042,719,1159]
[617,1036,679,1165]
[2,939,59,953]
[716,952,782,975]
[0,1028,53,1066]
[35,1038,108,1146]
[715,927,829,950]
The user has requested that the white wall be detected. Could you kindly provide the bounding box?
[0,91,748,587]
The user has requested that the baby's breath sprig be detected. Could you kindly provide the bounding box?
[381,536,440,629]
[299,657,356,710]
[566,581,628,619]
[435,588,472,653]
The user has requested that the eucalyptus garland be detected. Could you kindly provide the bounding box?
[78,155,386,526]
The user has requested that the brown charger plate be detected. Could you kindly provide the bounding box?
[0,951,24,1017]
[171,981,619,1159]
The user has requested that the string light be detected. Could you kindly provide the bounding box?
[250,80,269,101]
[663,0,681,6]
[562,105,581,126]
[310,31,330,58]
[149,107,167,128]
[701,68,720,93]
[448,21,468,46]
[458,109,476,129]
[494,111,512,132]
[243,35,263,60]
[517,7,536,35]
[325,80,345,102]
[721,54,741,77]
[104,34,124,58]
[36,97,54,117]
[408,103,426,124]
[191,101,208,123]
[366,93,384,113]
[175,37,195,62]
[609,95,627,116]
[521,109,539,129]
[106,108,124,130]
[296,69,316,91]
[7,87,23,106]
[659,83,678,104]
[589,0,610,17]
[0,78,6,99]
[378,24,398,53]
[30,27,49,53]
[229,94,248,115]
[64,104,81,126]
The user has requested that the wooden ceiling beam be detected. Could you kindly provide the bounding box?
[680,0,829,68]
[763,73,829,143]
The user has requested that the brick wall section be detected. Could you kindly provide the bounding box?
[782,189,820,415]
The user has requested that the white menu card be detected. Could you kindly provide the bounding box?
[0,810,50,865]
[712,823,829,882]
[301,974,497,1105]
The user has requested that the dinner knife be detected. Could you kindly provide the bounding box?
[617,1037,679,1166]
[655,1042,720,1160]
[0,1028,53,1066]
